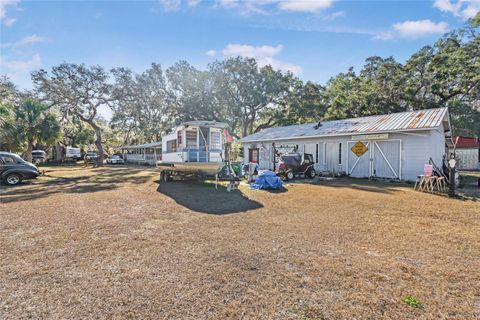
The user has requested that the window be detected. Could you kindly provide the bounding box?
[315,144,319,163]
[210,131,221,150]
[166,140,177,153]
[323,144,327,165]
[177,130,183,148]
[186,130,197,147]
[249,148,259,163]
[0,155,18,164]
[338,143,342,165]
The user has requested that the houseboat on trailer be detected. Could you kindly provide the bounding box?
[157,121,229,180]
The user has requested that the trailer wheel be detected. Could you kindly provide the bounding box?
[286,171,294,181]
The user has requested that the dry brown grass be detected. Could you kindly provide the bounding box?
[1,165,479,319]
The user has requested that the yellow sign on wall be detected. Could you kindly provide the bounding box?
[351,141,368,157]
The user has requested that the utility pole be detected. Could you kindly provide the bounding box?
[448,157,457,198]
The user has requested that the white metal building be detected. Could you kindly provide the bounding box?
[240,108,451,181]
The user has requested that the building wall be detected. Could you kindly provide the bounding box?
[451,148,480,170]
[242,129,446,181]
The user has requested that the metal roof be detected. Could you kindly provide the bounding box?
[182,120,228,128]
[241,107,449,143]
[121,141,162,149]
[453,136,480,149]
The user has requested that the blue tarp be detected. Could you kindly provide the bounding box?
[249,170,283,190]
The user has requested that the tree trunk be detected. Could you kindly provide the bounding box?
[88,120,104,167]
[26,140,33,163]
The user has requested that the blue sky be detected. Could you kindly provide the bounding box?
[0,0,478,91]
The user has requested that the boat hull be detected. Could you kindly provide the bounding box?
[157,161,224,177]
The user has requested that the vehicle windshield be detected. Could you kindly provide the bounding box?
[111,155,120,159]
[87,152,97,155]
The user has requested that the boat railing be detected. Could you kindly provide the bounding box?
[182,148,223,162]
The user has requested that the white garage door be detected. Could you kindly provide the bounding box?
[373,140,401,179]
[347,140,401,179]
[347,141,371,178]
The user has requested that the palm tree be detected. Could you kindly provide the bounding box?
[15,99,61,162]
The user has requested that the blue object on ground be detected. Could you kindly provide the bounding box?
[249,170,283,190]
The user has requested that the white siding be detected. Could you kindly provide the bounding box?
[454,149,480,170]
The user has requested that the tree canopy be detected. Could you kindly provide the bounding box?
[1,14,479,161]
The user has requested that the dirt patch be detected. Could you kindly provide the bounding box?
[1,165,479,319]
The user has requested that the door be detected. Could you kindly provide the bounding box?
[198,127,209,162]
[372,140,401,179]
[347,141,371,178]
[325,142,340,173]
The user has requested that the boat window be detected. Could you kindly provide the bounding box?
[186,130,197,148]
[177,130,183,147]
[166,140,177,153]
[210,131,221,149]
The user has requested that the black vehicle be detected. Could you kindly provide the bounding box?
[0,151,41,185]
[276,152,316,181]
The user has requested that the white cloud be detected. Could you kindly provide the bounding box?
[433,0,480,19]
[0,0,19,26]
[187,0,201,6]
[1,34,47,48]
[159,0,181,11]
[392,19,448,38]
[373,31,394,40]
[220,43,302,74]
[215,0,334,14]
[206,49,217,57]
[216,0,237,8]
[0,53,41,72]
[374,19,448,40]
[323,10,345,21]
[3,17,15,26]
[222,43,283,57]
[279,0,333,12]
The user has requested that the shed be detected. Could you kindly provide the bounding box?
[240,107,451,181]
[450,136,480,170]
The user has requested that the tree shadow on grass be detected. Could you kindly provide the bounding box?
[0,168,153,203]
[306,177,406,194]
[157,180,263,215]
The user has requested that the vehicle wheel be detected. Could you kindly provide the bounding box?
[5,173,22,186]
[286,171,294,181]
[307,168,316,179]
[162,171,171,182]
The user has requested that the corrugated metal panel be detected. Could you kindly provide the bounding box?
[241,107,448,143]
